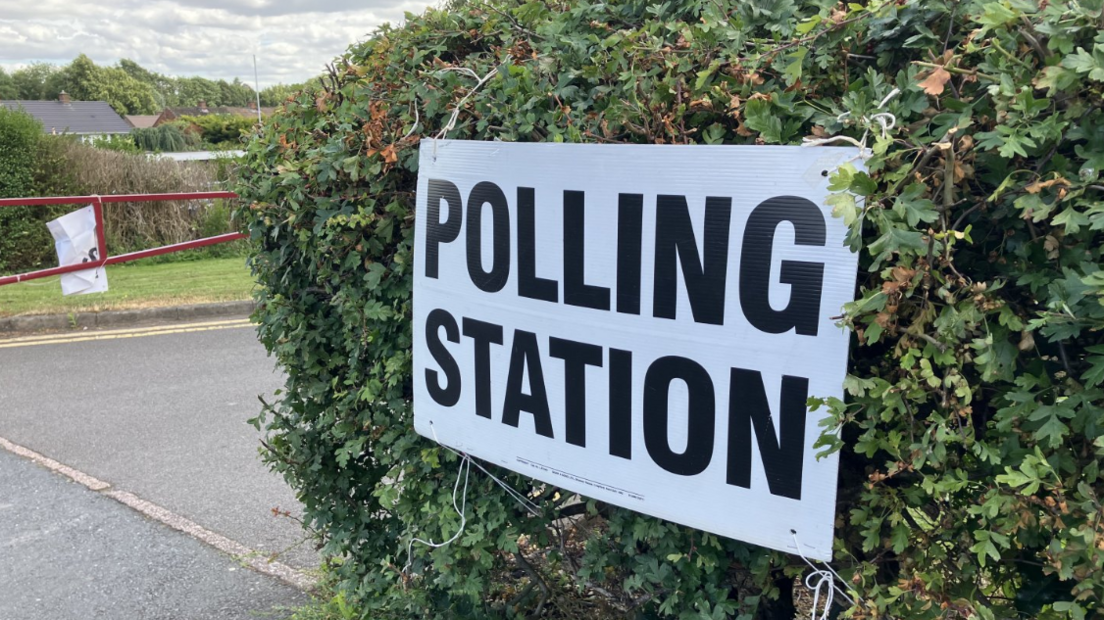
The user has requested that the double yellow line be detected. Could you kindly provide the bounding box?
[0,318,254,349]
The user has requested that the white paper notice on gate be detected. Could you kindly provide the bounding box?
[47,205,109,296]
[413,140,860,560]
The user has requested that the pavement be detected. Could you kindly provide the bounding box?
[0,309,317,619]
[0,449,305,620]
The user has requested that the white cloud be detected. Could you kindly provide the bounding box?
[0,0,439,86]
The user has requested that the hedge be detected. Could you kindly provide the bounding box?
[0,109,77,274]
[236,1,1104,618]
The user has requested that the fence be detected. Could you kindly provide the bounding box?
[0,192,245,287]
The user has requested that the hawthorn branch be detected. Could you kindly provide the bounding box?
[897,326,948,353]
[514,551,550,619]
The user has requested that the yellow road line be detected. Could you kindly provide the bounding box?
[0,318,252,345]
[0,322,253,349]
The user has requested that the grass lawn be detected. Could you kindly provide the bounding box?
[0,258,256,318]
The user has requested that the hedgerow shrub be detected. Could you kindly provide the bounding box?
[0,110,73,274]
[0,132,232,274]
[236,1,1104,618]
[133,124,196,153]
[180,114,256,147]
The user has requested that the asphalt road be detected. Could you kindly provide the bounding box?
[0,318,318,616]
[0,448,304,620]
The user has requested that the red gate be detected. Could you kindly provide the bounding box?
[0,192,246,287]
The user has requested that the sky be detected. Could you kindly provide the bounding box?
[0,0,438,87]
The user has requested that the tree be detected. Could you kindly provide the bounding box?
[11,62,64,100]
[258,80,319,107]
[218,78,255,108]
[61,54,157,115]
[176,76,222,108]
[0,68,17,99]
[118,58,177,109]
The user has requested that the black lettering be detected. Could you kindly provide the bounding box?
[549,338,603,447]
[652,195,732,326]
[461,318,503,419]
[616,193,643,315]
[643,356,715,476]
[563,190,611,310]
[727,369,808,500]
[466,181,511,292]
[739,196,826,336]
[609,349,633,459]
[425,179,462,279]
[425,309,461,406]
[517,187,558,302]
[502,330,554,438]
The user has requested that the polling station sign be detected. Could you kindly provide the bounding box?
[413,140,859,560]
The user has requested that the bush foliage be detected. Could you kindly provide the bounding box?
[237,0,1104,618]
[0,118,235,274]
[179,114,256,147]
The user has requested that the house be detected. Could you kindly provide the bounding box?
[125,115,160,129]
[154,101,276,126]
[1,92,132,139]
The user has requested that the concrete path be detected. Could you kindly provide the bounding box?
[0,318,318,618]
[0,448,305,620]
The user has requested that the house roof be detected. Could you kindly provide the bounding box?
[1,100,132,135]
[161,106,277,119]
[126,114,160,129]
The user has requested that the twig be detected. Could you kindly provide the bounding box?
[897,326,948,353]
[991,38,1033,70]
[1019,16,1052,61]
[514,551,550,619]
[911,61,999,82]
[951,203,984,231]
[1057,341,1072,376]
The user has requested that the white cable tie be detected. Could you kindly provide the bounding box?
[804,88,900,160]
[427,422,541,517]
[401,97,420,141]
[790,531,857,619]
[878,87,902,109]
[433,65,499,161]
[404,448,472,575]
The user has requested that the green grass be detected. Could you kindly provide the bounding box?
[0,257,256,317]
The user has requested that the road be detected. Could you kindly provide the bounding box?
[0,318,316,618]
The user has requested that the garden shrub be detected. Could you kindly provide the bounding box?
[0,109,74,274]
[180,113,256,147]
[133,124,196,152]
[0,132,234,274]
[236,1,1104,618]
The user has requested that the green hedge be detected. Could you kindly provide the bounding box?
[237,1,1104,618]
[0,110,78,274]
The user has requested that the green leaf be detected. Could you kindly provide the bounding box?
[1062,45,1104,82]
[743,98,782,143]
[893,183,940,227]
[783,48,808,84]
[1083,347,1104,387]
[827,192,859,227]
[1051,207,1089,233]
[1035,415,1070,448]
[977,2,1019,27]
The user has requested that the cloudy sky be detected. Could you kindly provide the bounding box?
[0,0,438,86]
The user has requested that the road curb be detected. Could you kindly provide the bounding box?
[0,300,256,334]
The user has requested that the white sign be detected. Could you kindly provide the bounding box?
[413,140,859,560]
[47,205,108,296]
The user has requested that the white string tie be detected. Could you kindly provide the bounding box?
[802,87,901,160]
[404,434,472,574]
[790,530,858,620]
[432,66,500,160]
[403,421,542,575]
[401,96,420,141]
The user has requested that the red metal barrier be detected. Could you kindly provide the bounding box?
[0,192,246,287]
